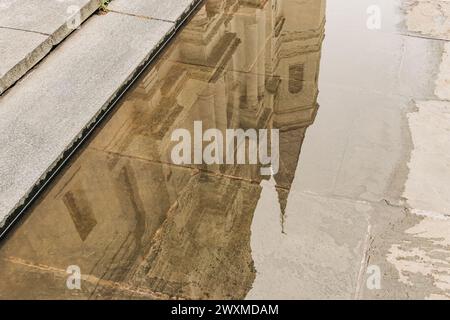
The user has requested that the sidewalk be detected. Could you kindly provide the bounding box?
[0,0,100,94]
[0,0,203,232]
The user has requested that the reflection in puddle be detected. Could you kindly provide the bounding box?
[0,0,325,299]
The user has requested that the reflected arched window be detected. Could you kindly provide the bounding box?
[289,64,304,94]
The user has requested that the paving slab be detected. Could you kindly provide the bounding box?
[0,28,52,94]
[109,0,199,22]
[0,0,97,38]
[0,11,177,229]
[0,0,99,94]
[248,185,372,299]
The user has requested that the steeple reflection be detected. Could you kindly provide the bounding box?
[0,0,325,299]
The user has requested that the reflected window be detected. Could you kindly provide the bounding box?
[289,64,304,94]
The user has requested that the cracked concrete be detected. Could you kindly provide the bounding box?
[109,0,200,23]
[360,0,450,299]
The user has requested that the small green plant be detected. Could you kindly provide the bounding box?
[99,0,111,12]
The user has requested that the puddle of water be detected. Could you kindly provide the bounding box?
[0,0,445,299]
[0,0,324,299]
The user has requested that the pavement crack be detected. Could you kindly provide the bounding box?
[107,9,174,24]
[3,255,180,299]
[89,147,263,185]
[383,199,409,210]
[398,32,450,42]
[0,26,50,37]
[355,224,373,299]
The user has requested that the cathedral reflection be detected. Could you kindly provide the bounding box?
[0,0,325,299]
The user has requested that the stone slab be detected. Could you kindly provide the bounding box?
[0,28,52,94]
[0,0,99,94]
[0,11,175,228]
[0,0,97,40]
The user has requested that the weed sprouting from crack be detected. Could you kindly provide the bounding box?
[99,0,111,13]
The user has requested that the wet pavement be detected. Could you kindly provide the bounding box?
[0,0,449,299]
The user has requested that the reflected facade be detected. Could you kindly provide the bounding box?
[0,0,325,299]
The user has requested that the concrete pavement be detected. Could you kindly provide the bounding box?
[248,0,450,299]
[377,0,450,299]
[0,0,203,231]
[0,0,100,94]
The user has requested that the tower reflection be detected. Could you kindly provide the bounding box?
[0,0,325,299]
